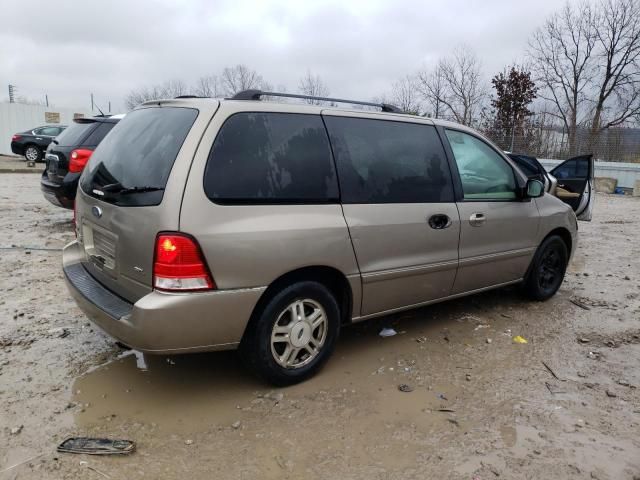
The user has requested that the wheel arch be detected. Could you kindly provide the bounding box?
[544,227,573,257]
[246,266,354,335]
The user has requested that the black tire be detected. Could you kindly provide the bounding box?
[240,281,340,386]
[523,235,568,301]
[24,144,42,163]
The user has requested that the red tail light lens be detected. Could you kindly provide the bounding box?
[12,134,21,141]
[68,149,93,173]
[153,234,215,291]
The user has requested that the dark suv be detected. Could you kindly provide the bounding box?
[41,115,123,209]
[11,125,67,162]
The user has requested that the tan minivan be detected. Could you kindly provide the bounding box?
[63,91,594,385]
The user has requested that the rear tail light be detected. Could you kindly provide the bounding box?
[68,148,93,173]
[12,134,21,141]
[153,233,215,291]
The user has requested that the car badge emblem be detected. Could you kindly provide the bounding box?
[92,206,103,218]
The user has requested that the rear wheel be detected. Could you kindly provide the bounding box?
[24,145,42,163]
[240,281,340,386]
[523,235,568,301]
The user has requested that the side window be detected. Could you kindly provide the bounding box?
[83,123,115,146]
[33,127,44,135]
[324,117,454,203]
[40,127,61,136]
[552,159,587,179]
[204,112,338,203]
[445,129,517,200]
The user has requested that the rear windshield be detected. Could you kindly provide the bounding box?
[80,107,198,206]
[54,121,96,146]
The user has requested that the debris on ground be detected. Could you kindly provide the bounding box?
[513,335,528,344]
[570,298,591,310]
[184,439,194,445]
[231,421,241,429]
[486,338,492,344]
[542,361,562,381]
[379,327,397,337]
[57,438,136,455]
[605,389,618,398]
[10,425,23,435]
[398,384,414,393]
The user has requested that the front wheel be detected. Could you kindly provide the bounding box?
[523,235,568,301]
[240,281,340,386]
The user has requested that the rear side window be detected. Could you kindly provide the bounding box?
[81,107,198,206]
[82,122,116,146]
[324,116,454,203]
[552,158,588,179]
[55,122,96,146]
[204,112,338,203]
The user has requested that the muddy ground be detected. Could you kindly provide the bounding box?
[1,173,639,480]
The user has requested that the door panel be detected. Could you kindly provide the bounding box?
[453,201,539,293]
[550,155,594,221]
[344,203,460,315]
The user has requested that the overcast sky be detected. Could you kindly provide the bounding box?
[0,0,577,113]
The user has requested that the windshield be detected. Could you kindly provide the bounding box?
[80,107,198,206]
[54,121,96,147]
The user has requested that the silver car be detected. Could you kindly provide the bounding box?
[62,91,594,385]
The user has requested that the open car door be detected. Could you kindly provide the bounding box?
[550,154,595,221]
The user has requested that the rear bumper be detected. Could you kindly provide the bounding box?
[11,142,24,156]
[62,240,266,354]
[41,173,77,209]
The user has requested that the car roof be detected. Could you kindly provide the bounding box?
[139,97,482,132]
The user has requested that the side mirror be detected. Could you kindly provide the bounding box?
[526,179,545,198]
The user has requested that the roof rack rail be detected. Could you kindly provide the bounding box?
[230,89,405,114]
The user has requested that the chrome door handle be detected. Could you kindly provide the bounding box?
[469,213,486,226]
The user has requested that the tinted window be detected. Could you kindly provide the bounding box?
[445,129,516,200]
[508,154,541,177]
[83,122,116,146]
[40,126,61,136]
[324,117,453,203]
[204,112,338,203]
[55,122,96,146]
[81,107,198,206]
[552,159,588,179]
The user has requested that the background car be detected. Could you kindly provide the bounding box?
[41,114,123,209]
[11,125,67,162]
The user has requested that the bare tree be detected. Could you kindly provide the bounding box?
[298,70,329,104]
[416,64,446,118]
[389,75,422,114]
[220,64,265,96]
[528,0,640,155]
[416,47,486,126]
[194,75,222,97]
[124,80,190,110]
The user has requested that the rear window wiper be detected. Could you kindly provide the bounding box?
[101,182,165,195]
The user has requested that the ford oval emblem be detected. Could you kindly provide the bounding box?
[92,206,103,218]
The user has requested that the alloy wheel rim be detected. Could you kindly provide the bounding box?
[538,247,562,291]
[25,147,38,161]
[270,299,327,369]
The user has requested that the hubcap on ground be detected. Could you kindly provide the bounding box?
[25,147,38,161]
[270,299,327,369]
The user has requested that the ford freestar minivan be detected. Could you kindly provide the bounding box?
[63,91,594,385]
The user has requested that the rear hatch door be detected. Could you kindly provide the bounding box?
[75,102,218,303]
[550,154,595,221]
[46,119,100,181]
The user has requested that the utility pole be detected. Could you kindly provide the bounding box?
[45,94,49,107]
[91,93,94,112]
[108,101,111,113]
[8,84,16,103]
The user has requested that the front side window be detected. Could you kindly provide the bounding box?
[40,127,61,136]
[204,112,338,203]
[552,159,588,179]
[324,116,454,203]
[445,129,517,200]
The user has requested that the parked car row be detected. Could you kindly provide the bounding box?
[59,91,595,385]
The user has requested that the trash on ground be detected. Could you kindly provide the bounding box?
[578,337,590,343]
[398,383,414,393]
[379,327,397,338]
[513,335,528,344]
[605,389,617,398]
[436,408,456,412]
[438,393,448,401]
[184,439,194,445]
[486,338,492,344]
[545,382,566,394]
[10,425,23,435]
[232,421,241,429]
[57,437,136,455]
[474,324,490,331]
[465,373,472,381]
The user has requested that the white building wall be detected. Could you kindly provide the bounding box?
[0,102,93,156]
